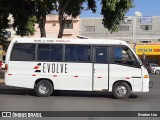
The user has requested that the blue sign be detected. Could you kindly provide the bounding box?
[141,16,152,23]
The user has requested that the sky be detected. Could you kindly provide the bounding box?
[80,0,160,18]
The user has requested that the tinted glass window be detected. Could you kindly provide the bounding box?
[65,45,90,62]
[11,43,35,61]
[113,47,138,66]
[37,44,63,61]
[95,47,108,63]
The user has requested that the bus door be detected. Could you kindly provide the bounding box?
[93,46,109,90]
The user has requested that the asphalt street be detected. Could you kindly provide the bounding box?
[0,70,160,120]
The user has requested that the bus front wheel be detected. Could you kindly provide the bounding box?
[35,80,53,97]
[112,82,131,99]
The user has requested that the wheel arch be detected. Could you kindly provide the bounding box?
[112,80,132,91]
[34,78,54,88]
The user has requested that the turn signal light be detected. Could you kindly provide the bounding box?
[143,75,149,78]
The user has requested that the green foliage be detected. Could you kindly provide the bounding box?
[11,0,36,36]
[54,0,97,18]
[33,0,55,37]
[13,16,36,37]
[15,16,36,36]
[0,33,10,51]
[0,1,10,51]
[0,29,10,51]
[27,16,37,36]
[0,0,134,40]
[55,0,133,38]
[87,0,97,12]
[0,9,9,30]
[101,0,134,32]
[0,4,9,28]
[0,0,36,37]
[0,0,37,50]
[61,0,85,18]
[55,0,97,38]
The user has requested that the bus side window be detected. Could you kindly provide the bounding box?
[37,44,63,61]
[65,45,91,62]
[11,43,35,61]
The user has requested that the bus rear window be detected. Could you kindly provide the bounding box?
[11,43,35,61]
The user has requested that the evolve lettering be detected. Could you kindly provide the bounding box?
[43,63,67,73]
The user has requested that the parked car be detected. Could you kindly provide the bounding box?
[145,63,160,74]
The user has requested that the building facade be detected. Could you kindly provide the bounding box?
[1,15,160,65]
[5,14,80,40]
[80,16,160,43]
[80,17,160,65]
[0,15,80,62]
[33,15,80,38]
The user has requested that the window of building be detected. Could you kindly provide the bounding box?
[113,46,138,66]
[84,26,95,32]
[140,25,152,31]
[11,43,35,61]
[64,20,73,29]
[37,44,63,61]
[52,23,56,26]
[119,25,129,31]
[65,45,91,62]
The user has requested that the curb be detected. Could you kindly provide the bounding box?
[0,79,5,84]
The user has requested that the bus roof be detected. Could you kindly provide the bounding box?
[12,38,128,46]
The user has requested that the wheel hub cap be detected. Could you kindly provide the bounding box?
[116,86,127,96]
[39,83,49,94]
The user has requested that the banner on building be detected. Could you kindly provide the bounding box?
[136,45,160,55]
[140,16,152,23]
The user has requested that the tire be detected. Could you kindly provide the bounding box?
[155,70,160,75]
[112,82,131,99]
[35,80,53,97]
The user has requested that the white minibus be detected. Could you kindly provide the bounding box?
[5,38,150,99]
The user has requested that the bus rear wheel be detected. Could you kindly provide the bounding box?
[112,82,131,99]
[35,80,53,97]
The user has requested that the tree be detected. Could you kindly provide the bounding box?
[8,0,36,36]
[55,0,96,38]
[0,1,10,51]
[0,0,37,50]
[33,0,55,37]
[0,0,36,37]
[54,0,133,38]
[101,0,133,32]
[0,0,134,41]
